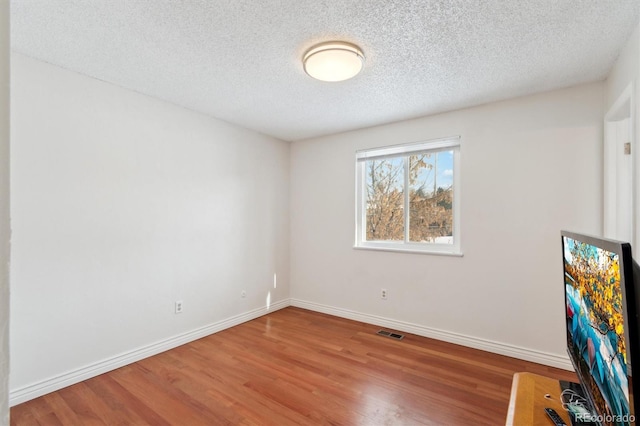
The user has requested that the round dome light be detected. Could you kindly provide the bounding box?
[303,41,365,82]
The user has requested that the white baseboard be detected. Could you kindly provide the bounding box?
[9,299,291,406]
[11,297,573,406]
[290,298,573,371]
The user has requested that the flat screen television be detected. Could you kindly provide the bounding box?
[562,231,639,425]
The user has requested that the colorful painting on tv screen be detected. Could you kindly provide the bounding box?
[563,236,630,425]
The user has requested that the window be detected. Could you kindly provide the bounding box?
[355,136,461,255]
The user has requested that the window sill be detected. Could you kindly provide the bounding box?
[353,245,464,257]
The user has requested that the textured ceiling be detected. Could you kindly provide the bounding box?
[10,0,640,141]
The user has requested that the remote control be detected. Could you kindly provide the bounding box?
[544,408,567,426]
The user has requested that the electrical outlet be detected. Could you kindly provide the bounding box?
[175,300,183,314]
[381,289,388,300]
[241,290,246,298]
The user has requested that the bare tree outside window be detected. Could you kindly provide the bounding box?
[408,152,453,243]
[365,151,453,244]
[365,157,404,241]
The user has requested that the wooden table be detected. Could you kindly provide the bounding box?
[506,372,573,425]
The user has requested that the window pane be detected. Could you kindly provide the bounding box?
[365,157,404,241]
[408,151,453,243]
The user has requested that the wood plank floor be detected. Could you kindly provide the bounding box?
[11,307,576,425]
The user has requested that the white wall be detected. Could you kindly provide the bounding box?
[290,83,603,368]
[0,1,10,423]
[10,54,290,402]
[604,21,640,250]
[606,23,639,112]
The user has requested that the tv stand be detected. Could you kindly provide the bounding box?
[506,372,574,425]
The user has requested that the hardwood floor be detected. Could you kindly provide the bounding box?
[11,307,576,425]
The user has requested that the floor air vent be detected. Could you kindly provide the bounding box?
[377,329,404,340]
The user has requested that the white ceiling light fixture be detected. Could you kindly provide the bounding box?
[303,41,365,82]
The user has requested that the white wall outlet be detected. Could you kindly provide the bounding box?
[175,300,183,314]
[241,290,246,298]
[381,288,388,300]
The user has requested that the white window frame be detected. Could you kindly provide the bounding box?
[355,136,462,256]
